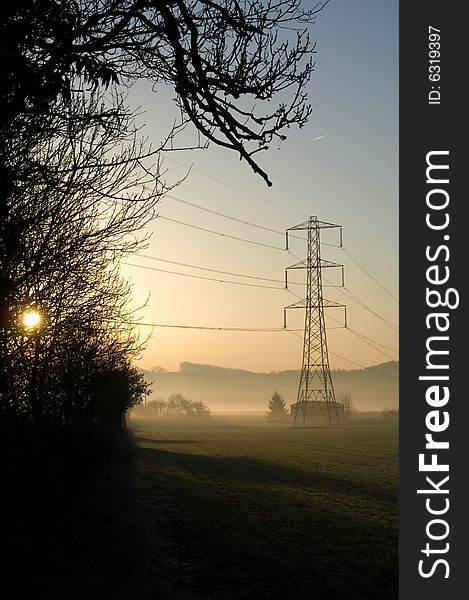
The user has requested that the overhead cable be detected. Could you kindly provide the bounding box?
[129,254,305,286]
[158,216,285,250]
[164,156,308,217]
[122,261,284,290]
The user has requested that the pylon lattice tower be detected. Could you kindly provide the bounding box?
[284,216,346,428]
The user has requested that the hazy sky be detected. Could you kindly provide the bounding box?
[121,0,399,373]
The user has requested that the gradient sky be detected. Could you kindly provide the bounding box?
[121,0,399,373]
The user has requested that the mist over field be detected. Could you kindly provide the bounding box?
[139,361,399,413]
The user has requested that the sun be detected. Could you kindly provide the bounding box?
[21,309,43,329]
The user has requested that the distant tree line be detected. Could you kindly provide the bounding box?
[145,394,211,418]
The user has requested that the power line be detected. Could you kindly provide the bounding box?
[164,162,394,297]
[127,321,343,332]
[142,211,399,354]
[128,322,303,332]
[158,216,285,250]
[286,289,398,361]
[336,285,399,332]
[343,246,399,294]
[124,286,397,368]
[320,228,398,300]
[346,327,398,355]
[329,349,398,380]
[130,254,305,286]
[324,312,397,362]
[122,261,284,290]
[124,252,399,338]
[290,246,397,332]
[344,327,397,361]
[341,246,399,302]
[289,273,398,334]
[164,156,308,217]
[159,201,341,249]
[165,193,306,241]
[319,274,398,332]
[285,329,398,380]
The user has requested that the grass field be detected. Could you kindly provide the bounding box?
[4,419,398,600]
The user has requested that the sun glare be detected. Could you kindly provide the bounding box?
[21,310,42,329]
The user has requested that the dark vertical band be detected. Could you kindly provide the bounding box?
[400,3,466,597]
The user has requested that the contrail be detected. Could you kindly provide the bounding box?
[312,134,328,142]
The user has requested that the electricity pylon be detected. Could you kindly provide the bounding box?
[284,216,346,428]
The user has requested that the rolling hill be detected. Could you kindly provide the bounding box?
[139,361,399,413]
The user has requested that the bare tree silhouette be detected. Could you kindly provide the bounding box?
[1,0,329,186]
[0,89,159,423]
[339,393,354,418]
[0,0,328,424]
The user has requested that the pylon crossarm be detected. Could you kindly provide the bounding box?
[322,299,346,309]
[286,218,341,232]
[286,260,308,270]
[319,259,343,269]
[285,299,307,310]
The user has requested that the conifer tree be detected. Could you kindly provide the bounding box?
[266,391,289,421]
